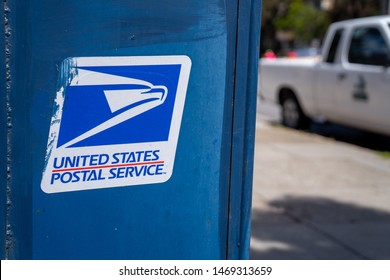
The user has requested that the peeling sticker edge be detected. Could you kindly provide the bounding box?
[42,58,78,173]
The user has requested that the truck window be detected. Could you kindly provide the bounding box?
[348,27,390,66]
[325,29,343,63]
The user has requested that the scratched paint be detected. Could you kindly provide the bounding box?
[42,58,78,173]
[3,0,12,260]
[1,0,7,260]
[31,1,227,57]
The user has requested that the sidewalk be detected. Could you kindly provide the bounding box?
[250,113,390,259]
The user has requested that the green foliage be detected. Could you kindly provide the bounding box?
[273,0,330,44]
[378,151,390,159]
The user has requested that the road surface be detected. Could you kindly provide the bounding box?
[250,103,390,259]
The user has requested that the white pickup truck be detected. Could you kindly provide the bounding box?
[259,16,390,136]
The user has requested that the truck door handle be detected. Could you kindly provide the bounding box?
[338,72,346,80]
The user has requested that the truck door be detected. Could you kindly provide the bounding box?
[335,25,390,134]
[315,28,344,120]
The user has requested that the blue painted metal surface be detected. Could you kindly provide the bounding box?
[228,0,263,259]
[3,0,261,259]
[1,0,7,260]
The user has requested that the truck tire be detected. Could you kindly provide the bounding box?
[281,94,310,129]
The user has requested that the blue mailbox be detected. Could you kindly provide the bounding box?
[1,0,261,259]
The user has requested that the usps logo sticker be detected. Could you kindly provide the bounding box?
[41,56,191,193]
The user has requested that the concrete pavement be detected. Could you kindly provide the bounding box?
[250,111,390,260]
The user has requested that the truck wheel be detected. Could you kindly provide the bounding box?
[281,95,310,129]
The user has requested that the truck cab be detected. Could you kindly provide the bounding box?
[315,16,390,135]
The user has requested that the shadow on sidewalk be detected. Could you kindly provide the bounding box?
[250,196,390,260]
[308,122,390,152]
